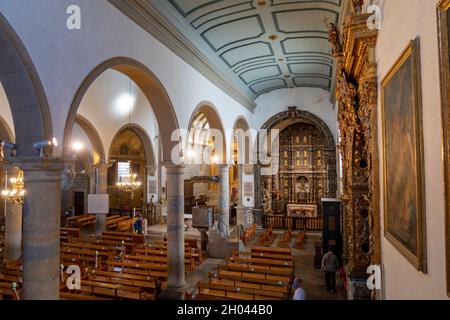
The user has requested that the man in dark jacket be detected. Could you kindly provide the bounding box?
[321,247,339,293]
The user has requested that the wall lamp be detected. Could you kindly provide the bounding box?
[0,140,18,160]
[33,137,58,157]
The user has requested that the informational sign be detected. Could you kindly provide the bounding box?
[148,175,158,202]
[88,194,109,213]
[242,174,254,207]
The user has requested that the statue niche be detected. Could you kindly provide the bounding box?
[295,176,310,203]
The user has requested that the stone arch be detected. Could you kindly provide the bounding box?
[260,108,335,148]
[74,114,106,165]
[108,123,155,169]
[231,115,252,164]
[0,115,15,142]
[187,101,227,163]
[0,12,52,157]
[63,57,179,164]
[255,108,338,208]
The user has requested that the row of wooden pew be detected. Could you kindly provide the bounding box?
[193,246,294,300]
[240,224,257,245]
[59,231,201,300]
[258,226,277,246]
[65,214,137,234]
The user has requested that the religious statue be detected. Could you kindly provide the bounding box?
[352,0,364,15]
[327,22,343,54]
[160,187,167,224]
[296,177,309,203]
[262,187,272,213]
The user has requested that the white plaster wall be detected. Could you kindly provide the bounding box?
[0,0,253,160]
[71,122,93,156]
[253,87,338,143]
[376,0,448,300]
[76,69,159,162]
[0,82,15,136]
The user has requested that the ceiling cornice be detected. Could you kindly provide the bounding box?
[108,0,257,112]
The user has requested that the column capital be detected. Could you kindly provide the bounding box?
[162,161,185,171]
[92,161,113,170]
[1,157,69,172]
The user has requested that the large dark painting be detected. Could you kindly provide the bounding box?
[381,38,427,272]
[437,0,450,296]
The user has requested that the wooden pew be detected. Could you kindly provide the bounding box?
[241,224,257,245]
[60,292,111,300]
[105,260,168,281]
[106,216,129,230]
[61,279,150,300]
[232,250,295,262]
[134,247,200,268]
[250,246,292,256]
[102,231,145,244]
[60,227,81,242]
[121,254,194,273]
[218,264,293,282]
[208,272,290,296]
[227,256,295,270]
[197,281,285,300]
[295,232,306,249]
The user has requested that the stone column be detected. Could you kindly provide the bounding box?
[219,165,230,237]
[19,158,65,300]
[4,201,22,261]
[165,164,185,290]
[94,162,110,236]
[236,164,245,225]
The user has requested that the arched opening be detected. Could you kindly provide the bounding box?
[257,108,337,228]
[0,12,52,156]
[74,114,106,165]
[63,57,179,164]
[107,124,155,212]
[184,102,228,235]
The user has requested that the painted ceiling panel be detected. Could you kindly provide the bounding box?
[273,9,338,34]
[293,76,330,89]
[271,0,342,6]
[201,15,265,51]
[221,42,274,68]
[149,0,344,97]
[239,65,282,84]
[288,62,332,77]
[250,78,287,95]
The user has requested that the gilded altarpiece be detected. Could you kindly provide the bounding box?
[328,8,380,300]
[276,123,332,207]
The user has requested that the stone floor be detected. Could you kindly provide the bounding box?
[182,229,345,300]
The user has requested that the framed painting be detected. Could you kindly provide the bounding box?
[381,37,427,272]
[437,0,450,296]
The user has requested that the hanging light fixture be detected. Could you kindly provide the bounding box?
[116,161,142,192]
[116,78,141,193]
[2,170,25,205]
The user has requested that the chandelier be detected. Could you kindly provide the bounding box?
[2,170,25,205]
[116,162,141,193]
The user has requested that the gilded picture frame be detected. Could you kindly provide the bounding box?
[437,0,450,297]
[381,38,427,273]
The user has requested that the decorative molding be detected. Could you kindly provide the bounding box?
[108,0,257,111]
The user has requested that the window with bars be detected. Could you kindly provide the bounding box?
[117,161,130,181]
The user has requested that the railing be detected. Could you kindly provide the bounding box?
[263,215,323,231]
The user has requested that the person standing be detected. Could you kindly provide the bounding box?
[321,247,339,293]
[292,278,306,300]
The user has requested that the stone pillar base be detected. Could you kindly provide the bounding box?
[157,287,186,300]
[347,274,371,300]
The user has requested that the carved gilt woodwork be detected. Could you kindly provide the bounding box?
[329,5,380,293]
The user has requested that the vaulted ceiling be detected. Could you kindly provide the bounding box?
[109,0,345,110]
